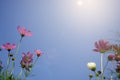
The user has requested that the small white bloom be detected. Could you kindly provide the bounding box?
[87,62,96,71]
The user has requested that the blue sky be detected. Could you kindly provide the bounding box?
[0,0,120,80]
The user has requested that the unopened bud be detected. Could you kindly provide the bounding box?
[89,74,93,78]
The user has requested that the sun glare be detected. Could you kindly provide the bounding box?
[77,1,83,6]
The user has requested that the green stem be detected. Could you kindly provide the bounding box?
[12,37,23,80]
[24,76,26,80]
[7,52,11,69]
[110,61,114,80]
[17,68,23,80]
[96,76,98,80]
[94,71,98,80]
[30,57,39,72]
[15,37,22,56]
[5,70,8,80]
[10,61,15,75]
[24,70,27,80]
[0,74,4,80]
[33,57,39,66]
[100,54,104,80]
[100,54,103,73]
[103,60,109,73]
[5,52,11,80]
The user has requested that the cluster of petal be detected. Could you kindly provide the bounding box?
[1,43,16,51]
[114,54,120,61]
[87,62,96,71]
[112,44,120,54]
[20,52,33,71]
[93,40,111,53]
[116,65,120,73]
[35,49,42,57]
[108,54,115,61]
[17,26,32,37]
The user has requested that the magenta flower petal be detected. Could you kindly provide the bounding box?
[25,31,32,36]
[21,52,33,70]
[93,40,111,53]
[1,43,16,51]
[35,49,42,57]
[108,54,115,61]
[17,26,32,37]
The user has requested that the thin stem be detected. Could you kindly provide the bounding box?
[110,61,114,80]
[17,68,23,80]
[33,57,39,66]
[12,37,23,79]
[30,57,39,72]
[94,71,98,80]
[100,54,103,73]
[103,60,109,73]
[0,74,4,80]
[24,75,26,80]
[15,37,22,56]
[10,61,15,75]
[24,70,27,80]
[6,56,10,69]
[5,52,11,80]
[100,54,104,80]
[5,70,8,80]
[7,52,11,69]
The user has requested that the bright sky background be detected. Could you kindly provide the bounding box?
[0,0,120,80]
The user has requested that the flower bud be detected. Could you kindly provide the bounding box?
[35,50,42,57]
[87,62,96,71]
[115,55,120,61]
[0,48,2,51]
[108,54,115,61]
[116,65,120,73]
[9,53,13,57]
[96,72,99,77]
[12,58,16,61]
[97,71,101,74]
[89,74,93,78]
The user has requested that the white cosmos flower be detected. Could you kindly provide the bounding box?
[87,62,96,71]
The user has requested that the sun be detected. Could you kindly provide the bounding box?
[77,1,83,6]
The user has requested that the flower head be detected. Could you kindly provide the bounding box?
[87,62,96,71]
[115,54,120,61]
[20,52,33,71]
[1,43,16,52]
[0,48,2,51]
[108,54,115,61]
[35,49,42,57]
[93,40,111,53]
[17,26,32,37]
[89,74,93,79]
[116,65,120,73]
[112,44,120,55]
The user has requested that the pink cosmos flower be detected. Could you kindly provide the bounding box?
[17,26,32,37]
[20,52,33,71]
[35,50,42,57]
[93,40,111,53]
[1,43,16,51]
